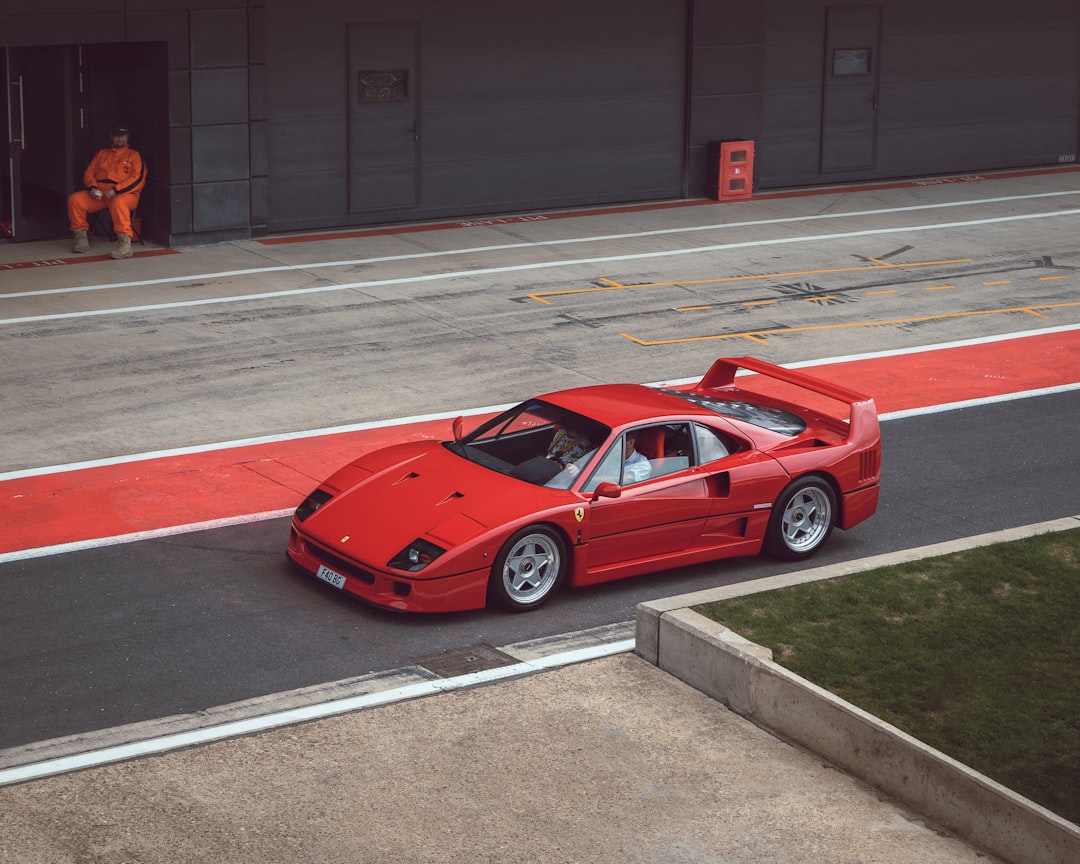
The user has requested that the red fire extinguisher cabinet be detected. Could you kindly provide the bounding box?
[706,140,754,201]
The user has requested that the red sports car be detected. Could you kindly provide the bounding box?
[286,357,881,613]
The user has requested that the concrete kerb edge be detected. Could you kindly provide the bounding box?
[635,515,1080,864]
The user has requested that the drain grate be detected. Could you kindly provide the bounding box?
[411,643,518,678]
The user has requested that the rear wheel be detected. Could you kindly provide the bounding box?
[765,476,837,561]
[489,526,566,612]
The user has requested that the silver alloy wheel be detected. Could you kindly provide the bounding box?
[780,484,833,554]
[501,531,562,606]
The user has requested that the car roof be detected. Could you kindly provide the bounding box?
[539,383,711,428]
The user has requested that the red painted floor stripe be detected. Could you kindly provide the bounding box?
[3,331,1079,556]
[254,165,1080,247]
[0,248,179,271]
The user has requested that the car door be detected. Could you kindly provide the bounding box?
[581,424,710,570]
[691,422,792,540]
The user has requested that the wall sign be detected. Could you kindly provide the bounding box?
[358,69,408,102]
[832,48,871,76]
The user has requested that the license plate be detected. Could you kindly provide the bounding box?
[315,564,347,590]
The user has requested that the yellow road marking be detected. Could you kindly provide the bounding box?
[524,258,973,304]
[983,280,1011,286]
[1039,275,1069,281]
[618,301,1080,346]
[924,285,956,291]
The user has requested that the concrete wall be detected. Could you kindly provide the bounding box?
[636,516,1080,864]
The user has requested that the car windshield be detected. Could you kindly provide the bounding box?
[659,388,806,436]
[445,400,610,488]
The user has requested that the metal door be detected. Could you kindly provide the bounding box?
[3,46,75,241]
[820,5,881,173]
[347,23,419,212]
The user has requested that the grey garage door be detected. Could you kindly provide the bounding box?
[343,0,689,220]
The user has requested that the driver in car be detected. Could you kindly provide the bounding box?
[546,426,591,469]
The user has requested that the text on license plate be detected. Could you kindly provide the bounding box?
[315,565,347,590]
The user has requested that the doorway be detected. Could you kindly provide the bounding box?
[3,42,167,244]
[2,46,79,241]
[820,5,882,173]
[347,22,420,212]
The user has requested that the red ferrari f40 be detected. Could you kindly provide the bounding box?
[286,357,881,613]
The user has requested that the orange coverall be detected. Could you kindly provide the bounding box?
[67,146,147,238]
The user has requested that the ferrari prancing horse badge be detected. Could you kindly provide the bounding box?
[574,508,584,522]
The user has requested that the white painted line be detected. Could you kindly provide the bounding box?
[0,403,514,483]
[5,189,1079,302]
[0,510,295,565]
[3,207,1080,326]
[0,638,636,787]
[879,383,1080,420]
[655,322,1080,387]
[2,327,1077,565]
[4,385,1076,567]
[6,324,1079,484]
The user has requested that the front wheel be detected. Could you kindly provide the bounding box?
[765,476,837,561]
[488,526,567,612]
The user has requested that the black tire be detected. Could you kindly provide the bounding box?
[765,475,837,561]
[488,525,567,612]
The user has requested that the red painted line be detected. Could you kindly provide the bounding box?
[255,165,1080,247]
[0,248,180,271]
[256,201,710,245]
[751,165,1080,201]
[3,330,1079,556]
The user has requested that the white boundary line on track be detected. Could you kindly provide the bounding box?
[0,637,636,787]
[5,189,1079,301]
[6,323,1078,484]
[4,205,1080,326]
[3,325,1079,566]
[7,381,1079,567]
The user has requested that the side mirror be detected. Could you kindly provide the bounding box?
[591,482,621,501]
[452,416,465,443]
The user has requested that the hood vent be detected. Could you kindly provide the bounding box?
[438,491,465,505]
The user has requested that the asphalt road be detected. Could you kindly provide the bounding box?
[3,169,1080,758]
[2,390,1078,750]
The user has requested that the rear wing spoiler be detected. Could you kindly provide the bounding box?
[693,356,879,445]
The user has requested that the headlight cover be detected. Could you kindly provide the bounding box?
[296,488,333,522]
[388,538,446,572]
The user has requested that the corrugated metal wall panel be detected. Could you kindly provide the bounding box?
[759,0,1080,189]
[266,0,689,232]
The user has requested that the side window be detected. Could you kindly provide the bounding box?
[582,438,626,493]
[693,423,733,464]
[635,423,692,479]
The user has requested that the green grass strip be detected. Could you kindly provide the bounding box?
[697,528,1080,824]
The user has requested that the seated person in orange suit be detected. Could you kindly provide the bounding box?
[68,123,147,259]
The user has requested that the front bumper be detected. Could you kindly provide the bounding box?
[286,525,490,613]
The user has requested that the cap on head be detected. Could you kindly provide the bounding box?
[111,123,131,136]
